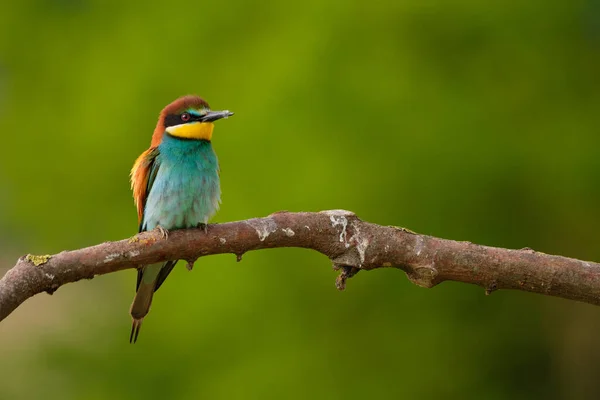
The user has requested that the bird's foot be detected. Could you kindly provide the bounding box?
[197,223,208,234]
[154,225,169,240]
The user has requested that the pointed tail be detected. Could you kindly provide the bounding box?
[130,281,156,343]
[129,264,162,343]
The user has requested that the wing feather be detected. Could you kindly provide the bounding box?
[130,147,160,232]
[131,147,161,291]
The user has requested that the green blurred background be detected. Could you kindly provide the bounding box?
[1,0,600,399]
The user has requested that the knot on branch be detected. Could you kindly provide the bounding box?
[406,264,439,288]
[333,265,360,290]
[322,210,370,267]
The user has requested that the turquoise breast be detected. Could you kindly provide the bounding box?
[143,135,221,231]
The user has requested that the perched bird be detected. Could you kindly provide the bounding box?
[129,95,233,343]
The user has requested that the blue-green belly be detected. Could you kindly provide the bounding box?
[142,136,220,231]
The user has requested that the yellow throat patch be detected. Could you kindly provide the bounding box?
[166,122,214,141]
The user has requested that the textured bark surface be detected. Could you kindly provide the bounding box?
[1,210,600,322]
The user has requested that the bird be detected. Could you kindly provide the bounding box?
[129,95,233,343]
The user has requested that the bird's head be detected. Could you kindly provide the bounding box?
[151,95,233,146]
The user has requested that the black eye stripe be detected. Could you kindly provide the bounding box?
[164,114,181,127]
[164,113,204,127]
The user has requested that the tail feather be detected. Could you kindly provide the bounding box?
[130,319,143,344]
[129,277,157,344]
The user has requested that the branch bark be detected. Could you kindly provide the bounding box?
[2,210,600,322]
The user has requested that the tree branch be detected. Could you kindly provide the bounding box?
[2,210,600,322]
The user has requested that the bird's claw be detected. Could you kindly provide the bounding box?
[154,226,169,240]
[197,223,208,234]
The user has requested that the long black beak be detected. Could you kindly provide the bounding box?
[200,110,234,122]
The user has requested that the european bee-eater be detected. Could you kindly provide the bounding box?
[129,95,233,343]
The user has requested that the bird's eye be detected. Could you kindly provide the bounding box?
[181,113,191,122]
